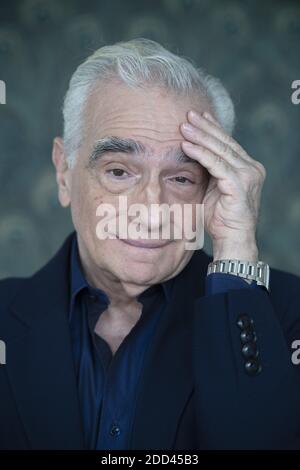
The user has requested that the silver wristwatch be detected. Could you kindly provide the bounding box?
[207,259,270,291]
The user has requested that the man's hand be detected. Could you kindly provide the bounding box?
[180,110,266,262]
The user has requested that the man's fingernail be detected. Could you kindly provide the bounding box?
[189,110,200,121]
[204,112,216,122]
[203,112,213,120]
[204,112,221,126]
[182,122,194,132]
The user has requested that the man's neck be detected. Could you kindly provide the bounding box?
[76,237,149,308]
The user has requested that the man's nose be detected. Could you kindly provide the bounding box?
[134,180,167,234]
[143,179,165,206]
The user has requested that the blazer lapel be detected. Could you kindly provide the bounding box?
[130,249,210,449]
[5,233,84,449]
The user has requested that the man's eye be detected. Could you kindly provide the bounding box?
[107,168,129,178]
[172,176,194,184]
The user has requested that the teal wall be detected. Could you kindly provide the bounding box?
[0,0,299,278]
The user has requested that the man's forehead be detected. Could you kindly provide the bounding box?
[84,82,211,158]
[86,81,209,127]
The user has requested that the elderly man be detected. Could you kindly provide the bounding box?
[1,38,300,451]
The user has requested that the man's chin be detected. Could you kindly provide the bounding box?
[118,267,165,288]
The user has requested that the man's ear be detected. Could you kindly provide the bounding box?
[52,137,71,208]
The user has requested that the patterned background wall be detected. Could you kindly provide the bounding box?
[0,0,299,278]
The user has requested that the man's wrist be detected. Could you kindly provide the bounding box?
[212,238,258,262]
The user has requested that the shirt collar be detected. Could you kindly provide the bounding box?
[69,235,110,321]
[69,234,173,318]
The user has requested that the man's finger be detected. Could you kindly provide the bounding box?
[187,110,252,162]
[181,140,239,182]
[180,122,248,169]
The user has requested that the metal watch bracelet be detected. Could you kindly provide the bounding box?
[207,259,270,291]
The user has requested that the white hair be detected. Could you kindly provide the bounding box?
[63,38,235,168]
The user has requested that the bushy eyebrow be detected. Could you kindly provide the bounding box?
[168,149,198,165]
[89,136,146,164]
[88,135,199,167]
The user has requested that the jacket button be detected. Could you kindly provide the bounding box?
[240,329,257,344]
[110,424,121,437]
[237,314,254,330]
[244,359,262,376]
[242,342,259,359]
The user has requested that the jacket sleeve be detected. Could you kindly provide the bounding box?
[192,281,300,449]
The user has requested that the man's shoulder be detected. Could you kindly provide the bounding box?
[270,266,300,292]
[0,276,28,307]
[0,232,74,320]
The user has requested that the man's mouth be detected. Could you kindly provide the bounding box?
[118,237,172,249]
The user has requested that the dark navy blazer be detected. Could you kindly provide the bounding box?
[1,232,300,449]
